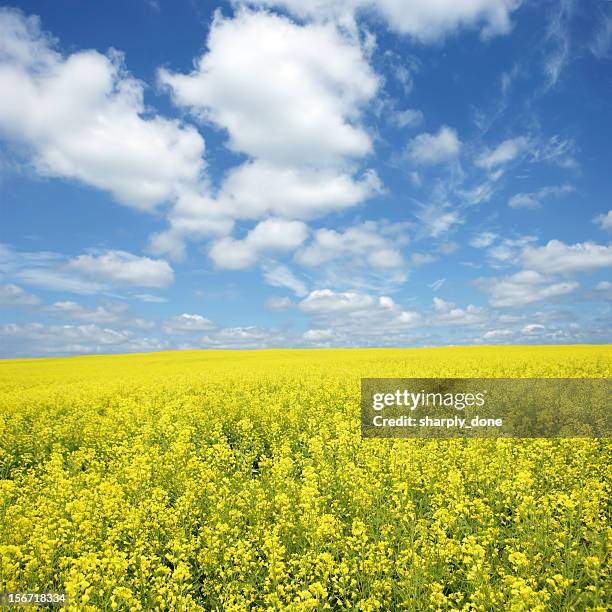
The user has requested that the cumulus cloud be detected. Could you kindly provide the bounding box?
[302,328,336,343]
[482,328,513,340]
[209,218,308,270]
[477,270,578,307]
[0,246,173,295]
[214,162,382,221]
[299,289,420,326]
[406,126,461,165]
[160,10,377,166]
[300,289,374,314]
[46,301,127,324]
[0,283,39,306]
[475,136,528,169]
[149,165,382,261]
[162,313,215,334]
[199,326,285,349]
[430,297,486,325]
[240,0,523,42]
[154,9,381,258]
[67,251,174,288]
[0,322,165,356]
[0,8,205,211]
[0,244,109,294]
[522,240,612,275]
[296,221,407,269]
[295,288,437,345]
[486,235,536,265]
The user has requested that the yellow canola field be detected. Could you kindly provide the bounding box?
[0,345,610,611]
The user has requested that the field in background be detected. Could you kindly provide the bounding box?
[0,346,610,610]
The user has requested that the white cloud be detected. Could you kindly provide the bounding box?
[215,162,382,221]
[199,326,283,349]
[299,288,420,324]
[302,328,336,342]
[475,136,528,169]
[406,126,461,165]
[590,12,612,59]
[389,108,423,129]
[543,0,573,89]
[521,323,546,335]
[299,288,375,314]
[154,9,381,258]
[470,231,498,248]
[266,296,293,310]
[2,246,167,297]
[522,240,612,275]
[529,135,577,169]
[438,242,459,255]
[430,297,486,325]
[67,250,174,288]
[478,270,578,307]
[411,253,436,266]
[0,243,106,294]
[134,293,167,303]
[46,301,128,324]
[507,193,539,209]
[415,204,462,238]
[160,10,376,167]
[593,210,612,232]
[240,0,522,42]
[457,178,499,206]
[148,192,235,260]
[508,184,574,209]
[596,280,611,291]
[482,328,513,340]
[0,283,39,306]
[262,264,308,297]
[432,297,451,313]
[297,288,421,344]
[162,313,215,334]
[14,268,106,295]
[477,237,612,309]
[296,221,406,269]
[0,321,166,356]
[487,235,536,264]
[209,218,308,270]
[0,8,205,211]
[150,164,382,260]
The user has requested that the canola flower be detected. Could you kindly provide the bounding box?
[0,345,610,611]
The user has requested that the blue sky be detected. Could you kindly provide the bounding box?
[0,0,611,357]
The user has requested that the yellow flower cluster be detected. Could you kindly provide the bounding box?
[0,345,610,610]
